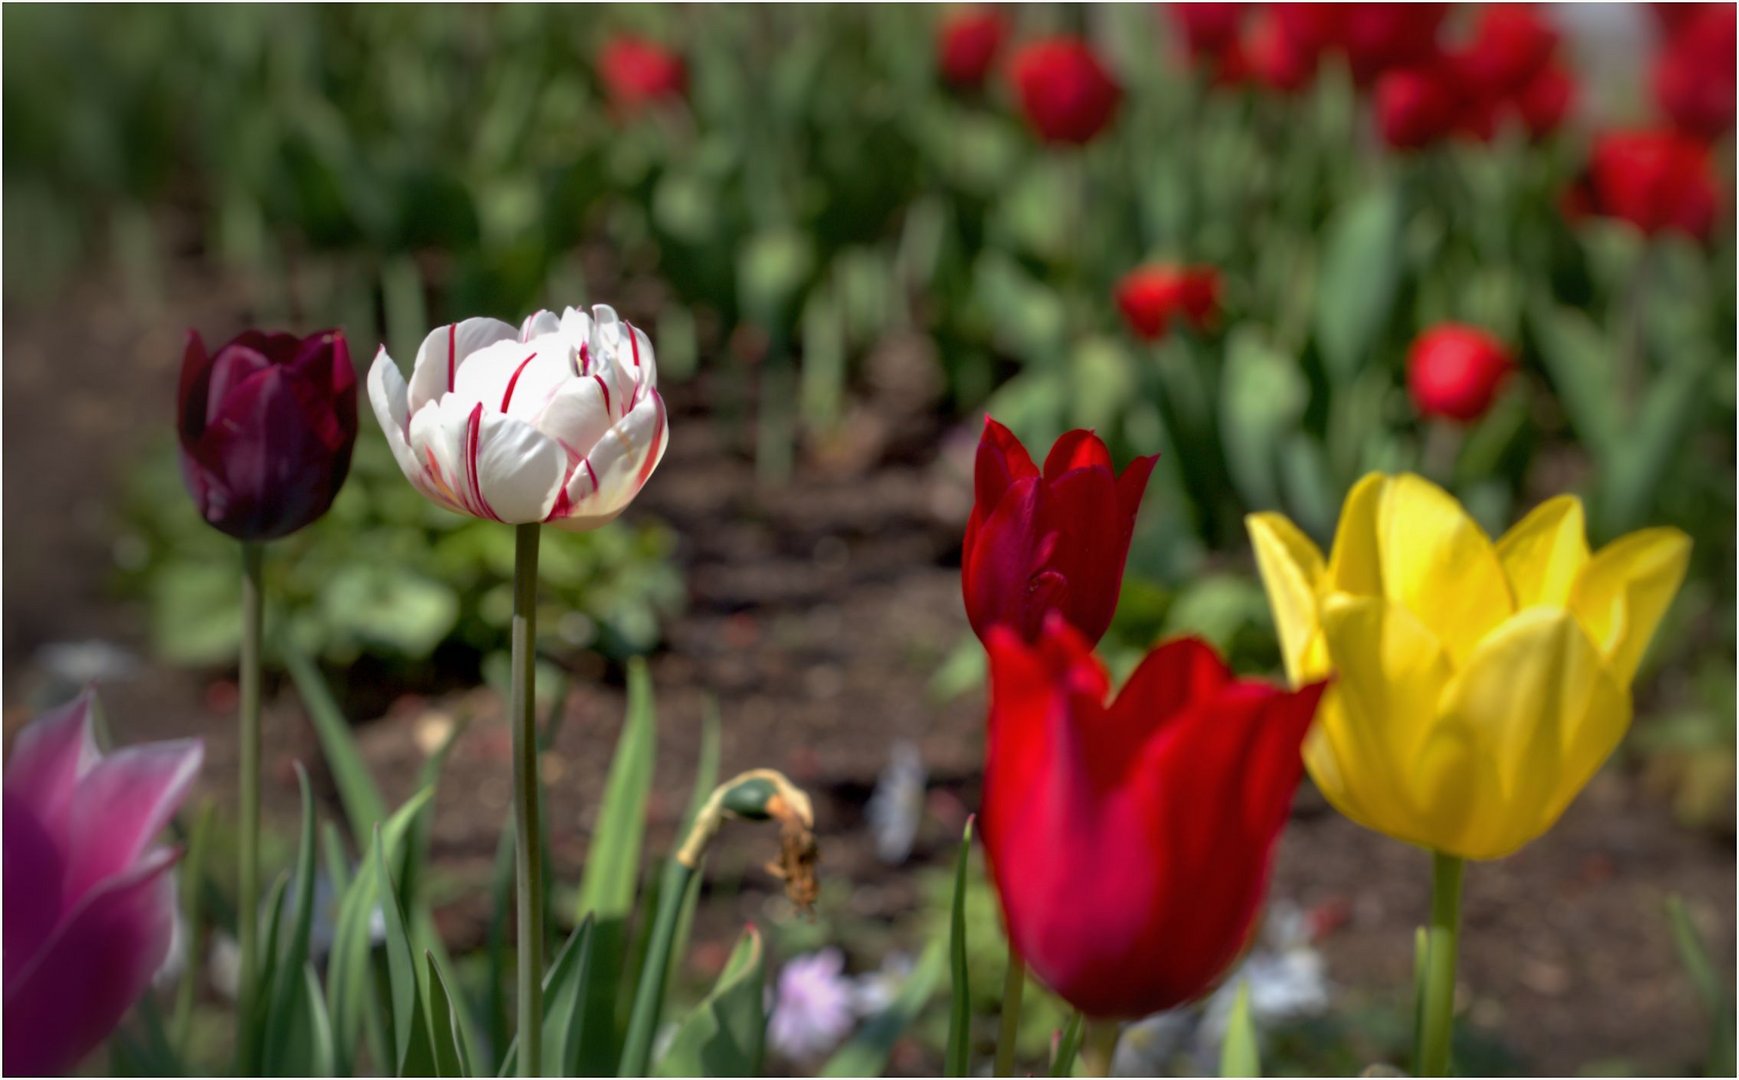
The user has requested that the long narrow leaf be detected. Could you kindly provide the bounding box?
[945,817,974,1078]
[373,825,435,1076]
[263,766,320,1072]
[424,951,470,1078]
[285,644,388,841]
[821,939,945,1077]
[654,926,766,1077]
[1219,981,1260,1077]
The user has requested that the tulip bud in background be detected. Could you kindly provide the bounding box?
[1457,4,1558,96]
[1248,473,1690,860]
[1009,37,1122,145]
[962,419,1156,647]
[1240,7,1319,93]
[368,305,668,530]
[980,618,1326,1018]
[1512,61,1576,138]
[1406,324,1513,424]
[177,328,357,542]
[599,36,687,114]
[1336,3,1448,85]
[1115,264,1221,340]
[1573,129,1718,240]
[1375,65,1460,149]
[1651,4,1735,141]
[1171,2,1246,65]
[937,7,1008,88]
[3,693,204,1075]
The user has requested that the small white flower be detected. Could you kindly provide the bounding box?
[767,948,856,1061]
[368,305,668,529]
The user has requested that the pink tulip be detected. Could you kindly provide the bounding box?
[3,693,203,1075]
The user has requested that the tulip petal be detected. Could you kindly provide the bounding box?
[2,691,97,847]
[1247,512,1327,684]
[1570,527,1692,686]
[519,308,562,342]
[970,417,1040,535]
[1112,636,1233,742]
[1374,473,1514,665]
[406,317,519,414]
[553,389,668,529]
[534,374,615,458]
[3,849,178,1077]
[473,408,569,524]
[1040,463,1124,643]
[1496,495,1590,608]
[368,348,450,507]
[1042,429,1113,478]
[1434,608,1630,859]
[1315,594,1455,838]
[1326,472,1387,598]
[2,793,63,992]
[61,738,202,908]
[176,331,215,444]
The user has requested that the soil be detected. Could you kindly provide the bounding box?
[3,262,1734,1077]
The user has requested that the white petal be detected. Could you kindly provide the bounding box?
[534,376,614,458]
[560,307,594,356]
[406,317,519,414]
[625,320,659,388]
[519,309,562,342]
[554,389,668,530]
[474,410,566,523]
[409,398,480,518]
[368,348,443,501]
[453,338,569,418]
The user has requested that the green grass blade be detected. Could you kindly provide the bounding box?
[373,824,435,1076]
[1666,895,1737,1076]
[492,916,597,1077]
[285,644,388,844]
[575,656,657,921]
[821,938,945,1077]
[263,766,319,1072]
[1050,1013,1085,1078]
[654,926,767,1077]
[944,817,975,1078]
[1220,981,1260,1077]
[303,965,337,1077]
[424,951,470,1078]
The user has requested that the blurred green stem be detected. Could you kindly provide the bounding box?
[237,541,263,1066]
[173,799,215,1057]
[618,859,698,1075]
[1416,851,1465,1077]
[994,950,1026,1076]
[512,523,545,1076]
[1080,1019,1120,1077]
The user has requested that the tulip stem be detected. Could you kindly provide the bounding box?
[237,540,264,1066]
[1080,1019,1120,1078]
[994,950,1026,1076]
[1416,851,1465,1077]
[511,523,545,1077]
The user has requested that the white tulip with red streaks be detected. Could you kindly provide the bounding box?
[368,305,669,530]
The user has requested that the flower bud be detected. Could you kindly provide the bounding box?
[599,36,687,114]
[1009,37,1122,145]
[1406,324,1512,424]
[937,7,1008,88]
[177,328,357,541]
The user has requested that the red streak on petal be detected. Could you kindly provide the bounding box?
[545,486,573,522]
[593,373,612,416]
[500,351,539,413]
[582,458,600,495]
[580,341,591,374]
[626,321,642,366]
[465,403,500,521]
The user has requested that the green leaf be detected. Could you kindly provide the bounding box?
[655,926,767,1077]
[821,939,945,1077]
[1220,981,1260,1077]
[669,701,722,983]
[262,765,320,1074]
[1665,896,1737,1076]
[576,657,656,922]
[1597,360,1704,539]
[172,799,216,1057]
[945,818,975,1078]
[373,825,435,1077]
[1220,328,1308,512]
[492,916,597,1078]
[301,965,338,1078]
[1315,185,1402,385]
[424,951,471,1078]
[1529,300,1622,455]
[285,644,388,844]
[1050,1013,1085,1078]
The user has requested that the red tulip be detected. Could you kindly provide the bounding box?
[1652,4,1736,140]
[1009,37,1122,145]
[1375,65,1459,149]
[178,328,357,541]
[598,36,687,113]
[981,618,1326,1018]
[1577,129,1719,239]
[3,693,203,1075]
[1339,3,1449,84]
[1458,4,1559,95]
[1240,8,1320,92]
[1513,61,1576,138]
[963,419,1156,647]
[1407,324,1513,424]
[1172,2,1246,63]
[938,8,1009,88]
[1115,265,1220,340]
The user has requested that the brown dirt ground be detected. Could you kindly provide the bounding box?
[3,261,1734,1077]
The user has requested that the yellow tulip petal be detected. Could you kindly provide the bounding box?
[1247,512,1327,685]
[1410,718,1507,859]
[1314,593,1455,842]
[1570,528,1692,686]
[1495,495,1590,608]
[1326,472,1386,598]
[1434,608,1631,859]
[1373,473,1515,666]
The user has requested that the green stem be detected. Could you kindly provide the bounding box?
[1080,1019,1120,1078]
[994,950,1026,1076]
[618,858,698,1076]
[511,523,545,1077]
[237,541,264,1067]
[1416,851,1465,1077]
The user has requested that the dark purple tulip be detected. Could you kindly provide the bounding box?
[177,328,358,541]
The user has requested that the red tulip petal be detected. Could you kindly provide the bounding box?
[1042,429,1113,479]
[61,739,202,908]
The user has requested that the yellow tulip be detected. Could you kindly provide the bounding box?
[1247,472,1690,861]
